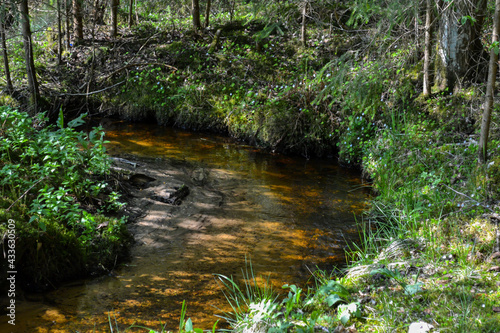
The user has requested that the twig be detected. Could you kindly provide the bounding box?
[6,177,47,212]
[129,32,161,63]
[103,62,178,79]
[441,183,494,212]
[59,80,126,96]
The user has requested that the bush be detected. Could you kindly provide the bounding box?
[0,107,130,292]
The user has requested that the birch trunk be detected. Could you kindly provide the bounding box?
[301,1,308,47]
[435,0,487,92]
[423,0,433,96]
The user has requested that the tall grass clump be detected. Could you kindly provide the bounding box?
[215,259,278,331]
[215,259,363,332]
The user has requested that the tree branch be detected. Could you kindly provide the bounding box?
[103,62,178,80]
[59,80,126,96]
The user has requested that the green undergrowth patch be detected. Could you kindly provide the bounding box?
[110,16,349,157]
[0,106,130,292]
[3,1,499,330]
[98,11,500,331]
[339,86,500,331]
[103,6,500,330]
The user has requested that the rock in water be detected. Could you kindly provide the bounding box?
[191,167,208,185]
[152,185,190,205]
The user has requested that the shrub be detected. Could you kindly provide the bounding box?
[0,107,129,291]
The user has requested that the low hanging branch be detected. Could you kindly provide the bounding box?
[441,184,494,213]
[60,62,178,97]
[60,80,126,96]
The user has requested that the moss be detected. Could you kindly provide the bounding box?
[0,213,130,293]
[487,156,500,196]
[0,94,20,108]
[0,216,83,292]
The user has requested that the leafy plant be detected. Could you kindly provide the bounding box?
[337,302,362,325]
[0,106,128,291]
[370,267,423,296]
[282,284,303,320]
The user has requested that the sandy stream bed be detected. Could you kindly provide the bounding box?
[5,154,325,332]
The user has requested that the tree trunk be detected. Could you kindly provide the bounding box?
[229,0,235,22]
[192,0,202,32]
[128,0,134,27]
[19,0,40,111]
[94,0,106,25]
[66,0,71,48]
[423,0,433,96]
[73,0,84,43]
[478,0,500,163]
[204,0,211,28]
[0,11,13,92]
[301,1,308,47]
[435,0,487,92]
[57,0,63,64]
[111,0,119,38]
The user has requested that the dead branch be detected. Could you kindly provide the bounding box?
[59,80,126,96]
[103,62,178,80]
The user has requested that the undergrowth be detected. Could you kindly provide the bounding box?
[0,106,130,292]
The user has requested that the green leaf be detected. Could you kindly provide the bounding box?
[370,267,402,281]
[326,294,344,307]
[67,113,87,128]
[338,302,361,325]
[38,220,46,231]
[490,41,500,55]
[185,318,193,332]
[211,320,219,333]
[339,312,350,325]
[57,108,64,129]
[404,282,424,295]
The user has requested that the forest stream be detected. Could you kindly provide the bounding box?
[3,121,369,332]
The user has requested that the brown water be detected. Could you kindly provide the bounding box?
[3,121,369,332]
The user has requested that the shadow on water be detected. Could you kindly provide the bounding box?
[2,121,370,332]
